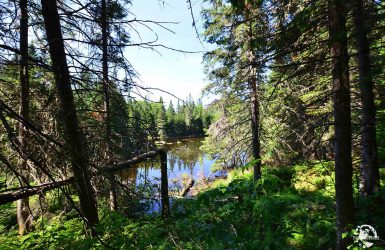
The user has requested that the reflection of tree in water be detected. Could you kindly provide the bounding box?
[119,168,138,184]
[119,160,156,185]
[116,139,208,214]
[166,138,203,175]
[120,138,206,182]
[168,154,177,172]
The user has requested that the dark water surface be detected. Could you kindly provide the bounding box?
[119,138,217,213]
[120,137,216,187]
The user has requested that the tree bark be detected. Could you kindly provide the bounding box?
[0,178,74,206]
[100,0,117,211]
[103,150,161,172]
[17,0,31,235]
[101,0,111,155]
[328,0,356,248]
[160,150,170,218]
[179,178,194,197]
[249,77,261,181]
[352,0,380,197]
[41,0,99,227]
[101,0,110,139]
[247,16,261,182]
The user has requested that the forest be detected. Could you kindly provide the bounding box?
[0,0,384,249]
[129,96,214,141]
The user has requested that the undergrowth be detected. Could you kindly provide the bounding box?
[1,163,384,249]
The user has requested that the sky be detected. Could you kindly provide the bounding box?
[125,0,213,105]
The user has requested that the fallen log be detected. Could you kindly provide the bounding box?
[0,177,74,206]
[103,150,162,172]
[170,195,196,200]
[179,178,195,197]
[0,150,168,206]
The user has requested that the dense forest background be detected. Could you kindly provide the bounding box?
[0,0,385,249]
[129,96,214,141]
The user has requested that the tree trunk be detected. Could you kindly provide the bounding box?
[0,178,74,206]
[101,0,111,153]
[249,77,261,181]
[101,0,117,211]
[352,0,380,197]
[246,16,261,182]
[328,0,356,248]
[41,0,99,227]
[17,0,31,235]
[160,150,170,218]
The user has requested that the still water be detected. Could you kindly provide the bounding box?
[120,137,216,188]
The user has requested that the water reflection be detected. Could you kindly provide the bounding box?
[120,137,214,185]
[119,168,138,183]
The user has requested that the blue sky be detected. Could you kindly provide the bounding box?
[125,0,213,105]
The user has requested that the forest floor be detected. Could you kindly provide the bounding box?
[1,163,385,249]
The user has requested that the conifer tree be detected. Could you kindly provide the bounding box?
[41,0,99,227]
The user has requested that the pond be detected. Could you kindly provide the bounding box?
[120,137,218,189]
[118,137,224,213]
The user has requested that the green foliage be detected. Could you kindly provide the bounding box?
[0,216,91,250]
[170,165,338,249]
[2,164,385,249]
[0,164,341,249]
[0,203,16,233]
[128,97,214,142]
[201,0,270,169]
